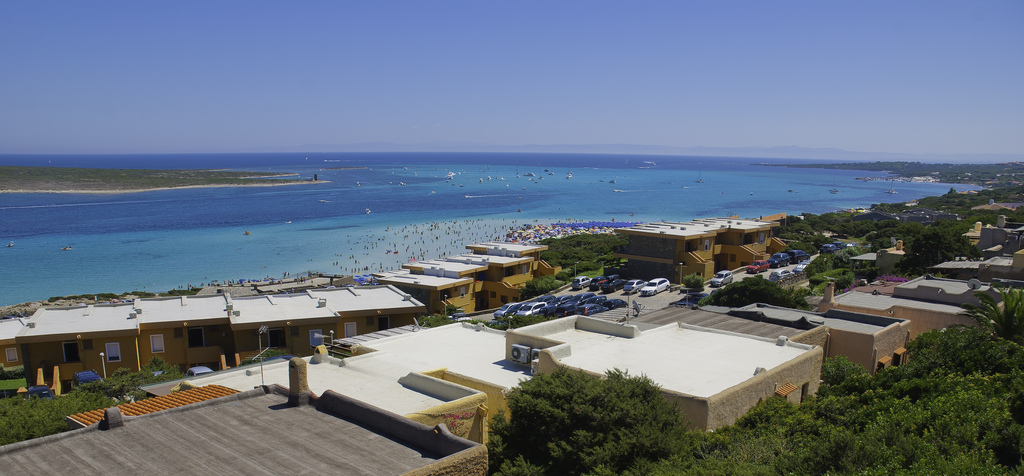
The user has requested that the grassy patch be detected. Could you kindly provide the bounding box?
[0,379,27,391]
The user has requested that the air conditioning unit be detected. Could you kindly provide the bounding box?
[510,344,532,364]
[530,348,541,362]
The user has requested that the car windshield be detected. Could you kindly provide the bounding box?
[716,272,728,278]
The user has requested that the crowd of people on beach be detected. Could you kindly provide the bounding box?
[503,220,640,243]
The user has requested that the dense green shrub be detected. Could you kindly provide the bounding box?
[682,273,704,292]
[489,368,692,475]
[704,276,812,310]
[0,391,114,445]
[520,275,566,300]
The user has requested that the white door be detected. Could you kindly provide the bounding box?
[345,322,357,338]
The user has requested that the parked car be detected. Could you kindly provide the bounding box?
[623,279,647,294]
[600,278,626,293]
[602,298,627,309]
[575,303,606,316]
[534,295,557,303]
[537,303,561,317]
[746,260,769,274]
[571,276,592,290]
[767,253,791,268]
[793,260,811,274]
[25,385,54,400]
[552,301,579,317]
[494,302,523,318]
[588,276,609,291]
[553,294,577,304]
[576,292,597,302]
[769,269,794,282]
[671,292,708,307]
[786,249,810,263]
[819,243,839,254]
[514,302,548,316]
[73,370,103,386]
[582,295,608,306]
[640,278,670,296]
[709,270,734,287]
[186,366,214,377]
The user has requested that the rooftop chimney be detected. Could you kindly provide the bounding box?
[288,357,310,407]
[818,282,836,312]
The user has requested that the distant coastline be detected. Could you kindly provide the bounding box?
[0,166,325,194]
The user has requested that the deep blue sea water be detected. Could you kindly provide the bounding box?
[0,152,978,307]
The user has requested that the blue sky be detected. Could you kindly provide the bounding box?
[1,1,1021,156]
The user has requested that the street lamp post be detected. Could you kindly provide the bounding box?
[574,261,579,277]
[99,352,107,378]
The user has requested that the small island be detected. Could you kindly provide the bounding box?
[0,166,326,194]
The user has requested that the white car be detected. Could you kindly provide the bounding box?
[514,302,547,316]
[640,278,670,296]
[571,276,592,290]
[709,270,734,287]
[769,269,794,282]
[792,260,811,274]
[623,279,647,294]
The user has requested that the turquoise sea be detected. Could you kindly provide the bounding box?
[0,152,978,307]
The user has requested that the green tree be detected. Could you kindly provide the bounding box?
[899,219,981,273]
[520,275,565,300]
[489,368,692,475]
[961,285,1024,346]
[703,276,811,310]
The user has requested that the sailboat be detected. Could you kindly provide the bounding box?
[885,187,898,194]
[829,179,839,194]
[695,169,705,183]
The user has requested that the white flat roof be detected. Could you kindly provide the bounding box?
[138,295,230,325]
[834,291,964,314]
[0,318,25,343]
[309,285,425,313]
[375,269,474,288]
[230,293,336,327]
[469,242,546,254]
[405,258,488,274]
[552,324,811,398]
[21,303,140,338]
[183,323,526,415]
[448,253,528,266]
[619,218,774,239]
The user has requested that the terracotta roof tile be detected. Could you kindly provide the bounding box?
[68,385,239,426]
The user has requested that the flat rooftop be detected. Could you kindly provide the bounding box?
[135,295,230,326]
[617,218,775,239]
[447,253,530,266]
[549,323,812,398]
[0,390,447,475]
[404,258,488,274]
[466,241,547,255]
[374,269,474,288]
[635,306,808,339]
[229,293,337,327]
[174,323,529,414]
[19,303,139,340]
[833,291,965,314]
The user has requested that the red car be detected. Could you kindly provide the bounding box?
[747,260,770,274]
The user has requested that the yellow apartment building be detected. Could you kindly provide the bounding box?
[1,318,24,370]
[614,218,784,282]
[376,242,561,312]
[16,286,425,388]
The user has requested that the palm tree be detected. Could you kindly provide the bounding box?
[961,284,1024,345]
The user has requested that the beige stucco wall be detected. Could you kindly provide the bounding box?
[703,345,822,430]
[790,326,829,348]
[826,329,877,373]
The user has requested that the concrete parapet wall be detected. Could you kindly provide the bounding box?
[790,325,829,348]
[398,372,479,401]
[704,345,823,430]
[422,368,510,421]
[316,390,478,456]
[575,316,640,338]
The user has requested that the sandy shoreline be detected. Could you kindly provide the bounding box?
[0,180,329,194]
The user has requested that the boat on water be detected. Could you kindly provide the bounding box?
[61,246,72,250]
[609,179,616,184]
[366,208,371,214]
[566,171,573,179]
[319,200,328,203]
[244,231,251,235]
[446,172,455,180]
[696,169,705,183]
[885,188,898,194]
[6,242,12,247]
[524,172,536,177]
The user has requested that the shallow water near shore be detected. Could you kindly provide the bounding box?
[0,152,978,307]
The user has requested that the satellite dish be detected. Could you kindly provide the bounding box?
[632,300,642,312]
[968,278,982,290]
